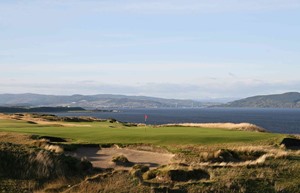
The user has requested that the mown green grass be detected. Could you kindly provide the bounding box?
[0,119,283,145]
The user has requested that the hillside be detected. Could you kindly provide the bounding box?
[225,92,300,108]
[0,93,211,108]
[0,106,85,113]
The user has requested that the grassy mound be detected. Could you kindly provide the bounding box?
[112,154,131,166]
[0,142,92,180]
[143,164,210,182]
[162,122,267,132]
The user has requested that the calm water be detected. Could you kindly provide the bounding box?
[54,108,300,134]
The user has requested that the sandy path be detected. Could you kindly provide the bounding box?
[69,147,174,170]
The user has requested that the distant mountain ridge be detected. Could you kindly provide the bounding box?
[225,92,300,108]
[0,106,85,113]
[0,93,213,108]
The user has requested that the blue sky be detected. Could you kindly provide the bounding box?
[1,0,300,100]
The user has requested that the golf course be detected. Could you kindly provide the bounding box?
[0,113,299,193]
[0,117,281,145]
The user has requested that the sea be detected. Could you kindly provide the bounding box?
[53,108,300,134]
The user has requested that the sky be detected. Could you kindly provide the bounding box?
[1,0,300,100]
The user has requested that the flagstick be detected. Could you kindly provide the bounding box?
[144,114,147,133]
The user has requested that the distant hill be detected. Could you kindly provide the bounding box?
[0,106,85,113]
[0,93,213,109]
[225,92,300,108]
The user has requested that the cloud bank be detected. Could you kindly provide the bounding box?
[1,78,299,100]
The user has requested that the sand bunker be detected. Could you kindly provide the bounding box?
[69,147,174,170]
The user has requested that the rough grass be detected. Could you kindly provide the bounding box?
[162,122,266,132]
[63,171,151,193]
[0,142,92,180]
[0,136,299,193]
[0,141,93,192]
[0,131,36,145]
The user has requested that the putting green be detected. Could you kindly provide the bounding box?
[0,119,282,145]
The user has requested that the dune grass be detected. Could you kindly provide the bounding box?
[0,118,282,145]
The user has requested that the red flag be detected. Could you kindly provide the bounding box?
[144,114,148,122]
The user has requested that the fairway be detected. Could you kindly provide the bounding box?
[0,118,282,145]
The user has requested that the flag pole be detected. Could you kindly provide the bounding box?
[144,114,148,132]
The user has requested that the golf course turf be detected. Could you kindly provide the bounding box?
[0,118,282,145]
